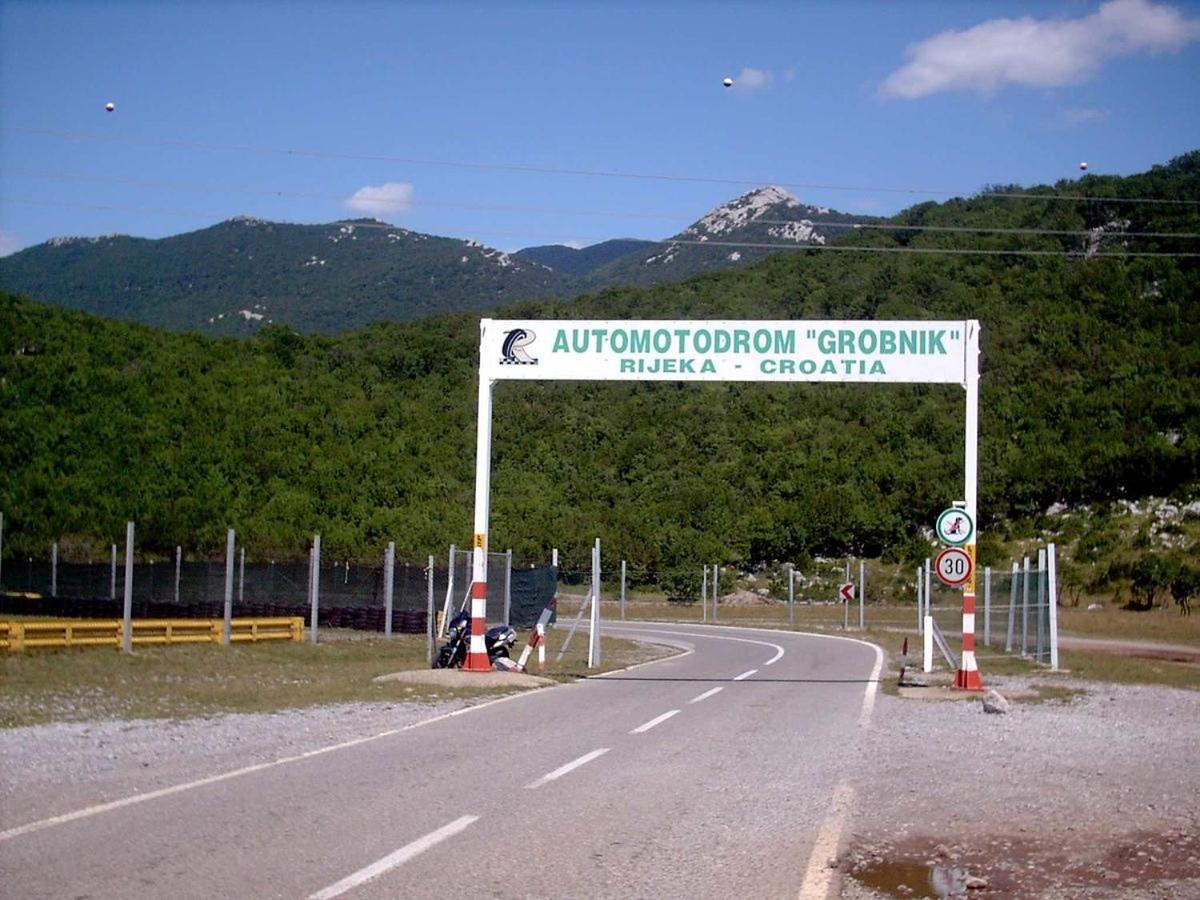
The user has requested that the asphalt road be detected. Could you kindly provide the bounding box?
[0,622,882,900]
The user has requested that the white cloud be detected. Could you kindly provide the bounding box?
[1062,106,1110,125]
[0,230,22,257]
[732,67,775,91]
[880,0,1200,99]
[343,181,413,215]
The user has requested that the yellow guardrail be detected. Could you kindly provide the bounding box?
[0,617,304,651]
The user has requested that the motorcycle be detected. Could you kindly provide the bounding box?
[432,610,519,670]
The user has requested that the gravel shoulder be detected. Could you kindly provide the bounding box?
[838,674,1200,899]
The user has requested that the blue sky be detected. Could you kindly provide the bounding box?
[1,0,1198,255]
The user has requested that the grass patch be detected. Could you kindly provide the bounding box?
[0,626,676,728]
[1056,605,1200,646]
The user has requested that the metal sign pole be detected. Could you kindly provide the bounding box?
[465,359,495,671]
[954,320,983,690]
[122,522,134,653]
[384,542,395,638]
[223,529,235,646]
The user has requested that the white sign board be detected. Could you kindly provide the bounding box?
[480,319,972,385]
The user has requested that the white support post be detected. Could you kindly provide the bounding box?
[223,528,235,646]
[552,547,558,567]
[923,614,933,673]
[701,567,708,622]
[465,365,495,671]
[1047,543,1060,671]
[174,546,181,605]
[955,319,983,691]
[1037,547,1047,663]
[983,566,992,647]
[384,542,395,639]
[1021,555,1031,657]
[426,554,435,663]
[51,542,58,597]
[441,543,456,638]
[859,559,865,630]
[122,522,134,653]
[588,538,601,668]
[788,563,795,629]
[310,534,321,645]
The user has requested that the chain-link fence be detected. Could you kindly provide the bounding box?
[0,535,556,635]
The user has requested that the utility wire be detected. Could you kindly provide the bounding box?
[5,125,1200,206]
[7,198,1196,258]
[6,170,1199,241]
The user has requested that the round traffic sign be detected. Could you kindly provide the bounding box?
[935,508,974,546]
[934,547,974,587]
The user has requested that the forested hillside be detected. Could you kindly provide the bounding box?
[1,154,1197,580]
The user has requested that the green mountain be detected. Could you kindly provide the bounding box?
[515,239,657,276]
[1,153,1197,580]
[0,189,867,336]
[0,217,565,335]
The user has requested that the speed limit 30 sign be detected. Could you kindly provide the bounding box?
[934,546,974,588]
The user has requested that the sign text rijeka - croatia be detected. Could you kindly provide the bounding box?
[481,319,972,385]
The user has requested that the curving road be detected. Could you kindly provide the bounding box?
[0,622,882,900]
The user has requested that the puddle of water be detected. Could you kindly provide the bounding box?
[851,861,972,898]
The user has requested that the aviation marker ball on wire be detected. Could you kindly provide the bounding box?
[105,102,115,112]
[1079,161,1088,171]
[722,77,733,88]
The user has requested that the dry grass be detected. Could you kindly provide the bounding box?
[0,626,675,728]
[1056,604,1200,645]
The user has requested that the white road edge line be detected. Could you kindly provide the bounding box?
[733,668,758,681]
[858,642,884,728]
[629,709,680,734]
[797,781,854,900]
[688,687,723,704]
[524,748,610,790]
[309,814,479,900]
[1,689,538,843]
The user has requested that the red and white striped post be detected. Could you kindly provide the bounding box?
[954,322,983,691]
[464,367,494,672]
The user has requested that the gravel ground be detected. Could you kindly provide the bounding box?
[837,675,1200,899]
[0,696,484,831]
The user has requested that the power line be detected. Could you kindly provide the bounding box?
[5,125,1199,206]
[758,220,1200,240]
[7,169,1199,241]
[7,197,1196,259]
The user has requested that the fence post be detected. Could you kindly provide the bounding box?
[620,559,626,621]
[441,543,457,637]
[983,566,992,647]
[122,522,134,653]
[504,548,513,626]
[110,544,117,601]
[309,534,321,645]
[1006,561,1018,652]
[51,541,58,597]
[924,557,932,624]
[1047,543,1060,671]
[223,529,235,646]
[1036,547,1047,663]
[1021,555,1031,657]
[788,564,795,628]
[426,554,435,663]
[552,547,558,567]
[859,560,865,629]
[0,511,4,591]
[712,565,719,623]
[701,567,707,622]
[174,546,181,604]
[916,567,923,634]
[238,546,245,609]
[384,542,395,639]
[587,538,601,668]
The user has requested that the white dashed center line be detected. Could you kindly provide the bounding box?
[524,748,610,790]
[733,668,758,681]
[309,814,479,899]
[688,687,723,704]
[630,709,680,734]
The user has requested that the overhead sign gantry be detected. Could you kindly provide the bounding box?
[466,318,982,690]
